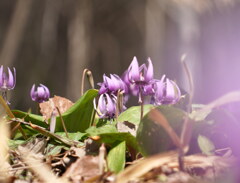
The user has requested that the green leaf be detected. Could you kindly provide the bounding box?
[55,132,87,141]
[86,125,138,152]
[118,105,154,125]
[194,108,240,155]
[107,141,126,173]
[8,139,25,149]
[136,105,185,156]
[55,89,98,132]
[86,125,118,135]
[45,144,68,156]
[197,135,215,155]
[12,110,47,128]
[12,89,98,133]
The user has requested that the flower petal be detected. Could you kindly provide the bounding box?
[40,84,50,99]
[7,67,15,89]
[37,86,45,99]
[128,56,140,82]
[145,58,154,82]
[106,93,116,115]
[98,94,107,115]
[30,84,36,101]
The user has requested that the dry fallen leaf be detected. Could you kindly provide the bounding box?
[63,155,100,181]
[40,96,73,120]
[116,150,238,183]
[116,121,137,136]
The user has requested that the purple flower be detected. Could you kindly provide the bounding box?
[98,74,128,95]
[153,75,181,105]
[0,65,16,91]
[124,56,155,99]
[30,84,50,103]
[95,93,117,119]
[128,57,153,85]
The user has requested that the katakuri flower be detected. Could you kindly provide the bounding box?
[30,84,50,103]
[98,74,128,95]
[124,56,155,102]
[96,93,117,119]
[153,75,181,105]
[0,65,16,91]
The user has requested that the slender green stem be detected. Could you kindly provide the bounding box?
[139,86,144,120]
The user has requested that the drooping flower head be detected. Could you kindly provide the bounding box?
[98,74,128,95]
[95,93,117,119]
[124,56,155,99]
[30,84,50,103]
[153,75,181,105]
[0,65,16,91]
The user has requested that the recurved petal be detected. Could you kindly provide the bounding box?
[30,84,36,101]
[170,80,181,101]
[143,84,155,96]
[105,75,116,91]
[145,58,154,82]
[154,80,165,101]
[106,94,116,115]
[128,56,140,82]
[37,86,45,99]
[40,84,50,99]
[165,79,176,101]
[7,67,15,89]
[98,94,107,115]
[99,84,107,94]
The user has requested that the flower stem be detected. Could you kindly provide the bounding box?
[139,87,144,120]
[1,91,9,104]
[81,69,95,96]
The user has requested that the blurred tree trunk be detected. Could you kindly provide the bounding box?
[67,0,92,100]
[145,0,166,79]
[0,0,32,66]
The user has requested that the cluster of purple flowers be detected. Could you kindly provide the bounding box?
[1,57,180,119]
[96,56,181,119]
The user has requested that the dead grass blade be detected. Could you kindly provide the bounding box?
[0,104,10,182]
[19,147,68,183]
[0,96,27,139]
[115,151,178,183]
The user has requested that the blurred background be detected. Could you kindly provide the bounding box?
[1,0,240,110]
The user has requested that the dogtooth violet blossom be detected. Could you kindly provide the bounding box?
[0,65,16,91]
[153,75,181,105]
[96,93,117,119]
[96,74,127,119]
[30,84,50,103]
[98,74,128,95]
[123,56,155,102]
[0,65,16,104]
